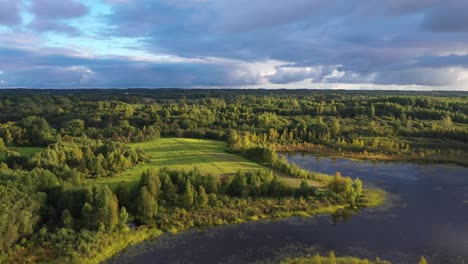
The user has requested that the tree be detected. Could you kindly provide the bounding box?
[311,254,322,264]
[330,117,341,137]
[61,209,74,229]
[0,185,45,251]
[19,116,55,146]
[228,173,247,197]
[228,130,240,149]
[81,185,119,231]
[182,180,195,208]
[116,182,130,208]
[418,256,428,264]
[441,115,452,130]
[299,179,310,196]
[62,119,85,137]
[197,186,208,207]
[328,172,359,205]
[354,178,363,197]
[140,169,161,199]
[81,202,94,229]
[205,174,219,194]
[0,137,6,151]
[162,176,178,205]
[329,251,337,264]
[118,207,129,229]
[137,187,157,224]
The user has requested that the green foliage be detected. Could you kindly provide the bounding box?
[281,252,391,264]
[19,116,56,146]
[82,185,119,231]
[25,139,145,179]
[197,186,209,207]
[329,251,337,264]
[0,138,5,151]
[418,256,428,264]
[137,187,157,225]
[182,180,195,208]
[140,169,161,198]
[0,183,45,251]
[61,119,85,137]
[1,90,465,162]
[328,172,363,207]
[3,89,460,263]
[61,209,74,229]
[118,207,129,229]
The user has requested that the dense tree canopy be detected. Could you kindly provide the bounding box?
[0,89,464,263]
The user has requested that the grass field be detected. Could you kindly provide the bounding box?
[94,138,321,189]
[0,147,43,161]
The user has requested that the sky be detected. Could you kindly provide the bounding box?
[0,0,468,90]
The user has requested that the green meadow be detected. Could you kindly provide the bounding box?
[0,147,43,161]
[94,137,320,189]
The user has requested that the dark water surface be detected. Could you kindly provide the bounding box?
[106,155,468,264]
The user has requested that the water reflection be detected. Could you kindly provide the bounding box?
[107,156,468,264]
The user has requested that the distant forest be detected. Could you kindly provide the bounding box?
[1,89,466,163]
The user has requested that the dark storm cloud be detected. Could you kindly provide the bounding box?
[100,0,468,87]
[416,54,468,68]
[422,0,468,32]
[1,0,468,88]
[0,47,264,88]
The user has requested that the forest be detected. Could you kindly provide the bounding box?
[0,89,465,263]
[0,89,465,164]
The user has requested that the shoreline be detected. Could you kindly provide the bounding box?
[1,148,389,264]
[84,186,387,264]
[276,145,468,167]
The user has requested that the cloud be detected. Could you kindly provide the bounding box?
[266,65,336,84]
[212,0,327,33]
[28,20,81,35]
[1,0,468,89]
[26,0,88,35]
[373,67,468,86]
[422,0,468,32]
[0,45,270,87]
[0,0,22,26]
[30,0,88,19]
[100,0,468,87]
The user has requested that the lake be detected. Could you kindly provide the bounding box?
[106,155,468,264]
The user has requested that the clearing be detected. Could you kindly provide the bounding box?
[94,138,320,189]
[0,147,43,161]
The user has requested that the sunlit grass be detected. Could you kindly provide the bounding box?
[0,147,43,161]
[93,138,320,190]
[362,187,388,208]
[282,252,390,264]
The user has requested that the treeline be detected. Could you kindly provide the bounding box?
[228,130,321,180]
[3,138,145,179]
[0,90,466,157]
[125,168,362,226]
[282,252,429,264]
[282,251,391,264]
[0,166,363,262]
[0,168,128,253]
[0,115,160,147]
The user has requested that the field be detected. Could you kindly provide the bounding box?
[0,147,43,161]
[95,138,320,189]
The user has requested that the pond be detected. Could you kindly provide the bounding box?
[106,155,468,264]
